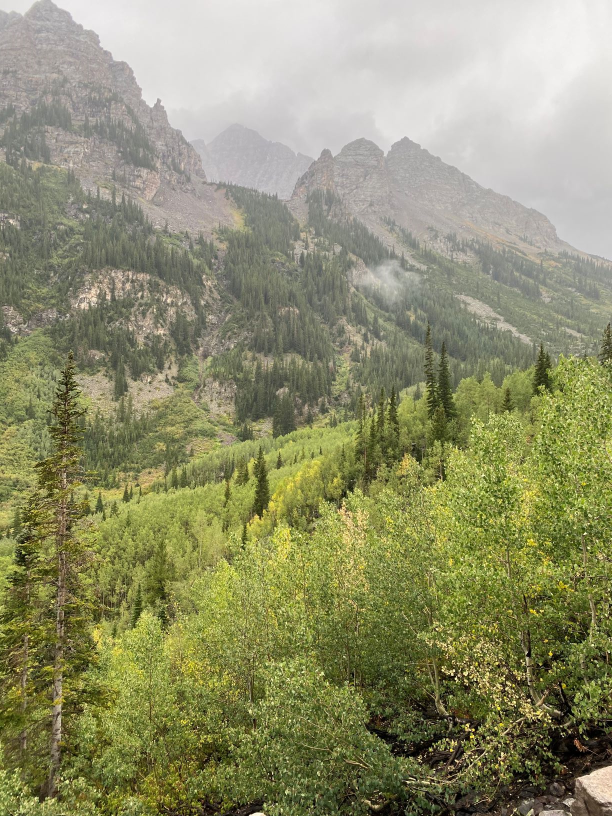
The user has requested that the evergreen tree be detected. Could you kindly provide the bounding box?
[599,322,612,365]
[424,323,438,418]
[223,478,231,508]
[130,584,143,629]
[376,388,386,447]
[533,343,553,393]
[95,491,104,514]
[502,387,514,412]
[276,451,283,469]
[32,353,92,797]
[386,386,400,456]
[252,447,270,519]
[0,498,44,773]
[122,484,130,503]
[437,342,456,419]
[113,358,128,401]
[235,459,250,486]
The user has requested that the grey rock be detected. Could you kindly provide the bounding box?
[550,784,566,798]
[291,134,566,255]
[572,766,612,816]
[194,124,313,200]
[0,0,236,236]
[563,799,575,809]
[542,810,569,816]
[518,800,536,816]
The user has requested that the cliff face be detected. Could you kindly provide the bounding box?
[0,0,234,234]
[292,134,562,253]
[194,124,313,199]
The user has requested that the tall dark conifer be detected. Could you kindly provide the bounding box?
[437,342,456,419]
[599,322,612,365]
[424,323,438,419]
[252,447,270,518]
[533,343,552,393]
[35,353,92,798]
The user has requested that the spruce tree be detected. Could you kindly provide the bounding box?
[501,387,514,412]
[376,388,386,446]
[386,386,400,456]
[533,343,552,393]
[122,484,130,503]
[0,498,44,773]
[599,322,612,365]
[130,584,143,629]
[34,353,92,797]
[276,451,283,469]
[424,323,439,419]
[223,478,231,508]
[252,447,270,518]
[95,491,104,514]
[437,342,456,419]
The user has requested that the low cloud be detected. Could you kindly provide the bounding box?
[358,260,420,303]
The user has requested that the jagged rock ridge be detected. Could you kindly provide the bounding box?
[194,124,313,199]
[292,136,563,253]
[0,0,234,234]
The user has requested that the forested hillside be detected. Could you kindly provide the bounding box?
[2,34,612,813]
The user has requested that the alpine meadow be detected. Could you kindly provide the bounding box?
[1,2,612,815]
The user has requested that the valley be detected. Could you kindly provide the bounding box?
[0,2,612,814]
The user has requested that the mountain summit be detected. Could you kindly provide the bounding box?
[0,0,234,233]
[193,124,313,199]
[292,135,562,254]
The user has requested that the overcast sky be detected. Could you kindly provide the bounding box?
[3,0,611,258]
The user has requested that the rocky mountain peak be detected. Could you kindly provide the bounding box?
[193,124,313,199]
[0,1,206,199]
[291,133,562,252]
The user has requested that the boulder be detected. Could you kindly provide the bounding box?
[572,766,612,816]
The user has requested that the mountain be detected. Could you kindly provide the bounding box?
[291,137,564,255]
[193,124,313,199]
[0,0,233,234]
[1,0,612,517]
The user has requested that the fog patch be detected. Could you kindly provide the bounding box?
[357,259,421,303]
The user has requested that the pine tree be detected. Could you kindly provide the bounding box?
[130,584,143,629]
[122,484,130,503]
[437,342,456,419]
[276,451,283,469]
[501,387,514,412]
[113,358,128,401]
[424,323,439,419]
[223,478,231,508]
[386,386,400,456]
[0,498,43,772]
[599,322,612,365]
[533,343,553,393]
[95,491,104,514]
[235,459,250,486]
[252,447,270,518]
[34,353,92,797]
[376,388,386,446]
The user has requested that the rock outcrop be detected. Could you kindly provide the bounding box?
[292,135,563,254]
[572,766,612,816]
[0,0,234,235]
[194,124,313,199]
